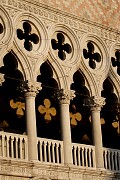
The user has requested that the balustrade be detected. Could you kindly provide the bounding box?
[72,143,96,168]
[103,147,120,171]
[37,137,64,164]
[0,131,120,173]
[0,131,28,160]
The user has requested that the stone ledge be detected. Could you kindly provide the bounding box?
[0,159,119,180]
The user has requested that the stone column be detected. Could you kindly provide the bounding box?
[23,80,42,161]
[84,96,105,169]
[56,89,75,165]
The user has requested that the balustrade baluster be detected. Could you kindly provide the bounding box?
[2,135,5,157]
[55,143,59,163]
[10,137,13,158]
[43,141,47,162]
[39,141,42,161]
[108,151,111,170]
[20,138,23,159]
[47,142,50,162]
[114,151,118,170]
[51,143,55,163]
[77,147,80,166]
[15,137,18,159]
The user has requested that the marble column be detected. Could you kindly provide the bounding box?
[56,89,75,165]
[23,80,42,161]
[84,96,105,169]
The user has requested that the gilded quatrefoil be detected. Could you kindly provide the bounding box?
[38,99,56,123]
[10,99,25,117]
[70,105,82,126]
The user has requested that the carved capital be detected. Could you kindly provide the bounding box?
[0,73,5,85]
[20,80,42,97]
[56,89,75,104]
[84,96,106,111]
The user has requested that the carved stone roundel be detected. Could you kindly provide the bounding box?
[14,13,48,57]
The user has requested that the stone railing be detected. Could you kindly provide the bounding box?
[37,137,64,164]
[0,131,28,160]
[0,131,120,172]
[103,147,120,171]
[72,143,96,168]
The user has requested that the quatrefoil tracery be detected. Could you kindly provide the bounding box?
[17,21,39,51]
[111,50,120,76]
[83,42,101,69]
[51,32,72,60]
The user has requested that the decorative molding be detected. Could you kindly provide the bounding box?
[1,0,120,43]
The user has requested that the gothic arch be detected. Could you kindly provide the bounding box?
[34,55,70,90]
[80,33,110,96]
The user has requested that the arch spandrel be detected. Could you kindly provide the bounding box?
[0,48,33,81]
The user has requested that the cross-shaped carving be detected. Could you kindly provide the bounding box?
[10,99,25,117]
[83,42,101,69]
[111,50,120,75]
[38,99,56,123]
[0,23,3,34]
[51,32,72,60]
[17,21,39,51]
[70,105,82,127]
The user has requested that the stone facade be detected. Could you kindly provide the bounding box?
[0,0,120,179]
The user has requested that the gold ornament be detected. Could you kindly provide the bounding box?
[38,99,56,123]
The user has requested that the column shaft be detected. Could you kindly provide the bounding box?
[60,102,72,164]
[25,92,37,161]
[22,80,41,161]
[91,107,104,168]
[57,89,75,165]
